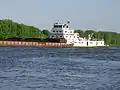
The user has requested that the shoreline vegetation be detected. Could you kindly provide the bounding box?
[0,19,120,47]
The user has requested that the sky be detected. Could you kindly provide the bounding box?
[0,0,120,32]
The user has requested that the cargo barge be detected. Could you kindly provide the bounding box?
[0,41,73,47]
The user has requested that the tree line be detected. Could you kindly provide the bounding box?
[0,19,49,41]
[0,19,120,45]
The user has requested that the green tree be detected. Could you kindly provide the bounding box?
[0,19,47,40]
[42,29,50,36]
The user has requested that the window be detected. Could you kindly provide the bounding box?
[63,24,66,28]
[65,31,67,33]
[56,31,58,32]
[53,31,55,32]
[90,42,93,44]
[59,25,62,28]
[54,25,62,28]
[96,42,98,45]
[59,31,62,32]
[79,42,83,44]
[60,36,62,38]
[52,36,54,37]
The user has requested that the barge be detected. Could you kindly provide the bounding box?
[0,41,73,47]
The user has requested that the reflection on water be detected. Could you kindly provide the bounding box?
[0,46,120,90]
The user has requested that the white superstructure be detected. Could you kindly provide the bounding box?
[49,21,105,47]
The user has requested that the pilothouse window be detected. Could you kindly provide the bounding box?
[63,24,69,28]
[54,25,62,28]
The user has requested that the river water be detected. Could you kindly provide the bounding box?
[0,46,120,90]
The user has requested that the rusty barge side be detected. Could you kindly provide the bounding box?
[0,41,73,47]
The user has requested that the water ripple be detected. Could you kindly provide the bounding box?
[0,46,120,90]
